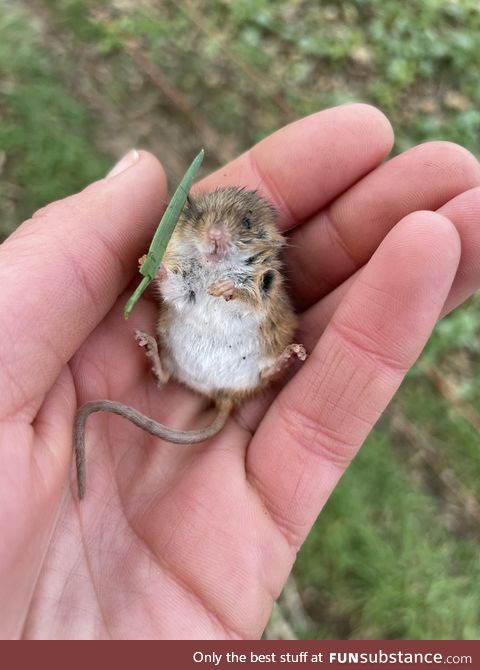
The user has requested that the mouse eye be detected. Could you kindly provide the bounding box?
[241,216,252,229]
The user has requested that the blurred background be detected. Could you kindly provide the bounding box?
[1,0,479,639]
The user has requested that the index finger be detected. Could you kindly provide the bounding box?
[197,103,394,229]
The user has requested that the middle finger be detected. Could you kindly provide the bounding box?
[288,141,480,310]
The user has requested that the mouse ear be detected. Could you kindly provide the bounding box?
[184,194,202,221]
[260,269,277,295]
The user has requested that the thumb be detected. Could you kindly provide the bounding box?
[0,150,167,420]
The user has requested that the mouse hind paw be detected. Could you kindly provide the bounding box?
[134,329,170,387]
[260,343,307,382]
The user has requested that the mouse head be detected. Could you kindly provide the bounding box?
[177,187,284,261]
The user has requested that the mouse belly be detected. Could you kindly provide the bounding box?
[162,297,267,396]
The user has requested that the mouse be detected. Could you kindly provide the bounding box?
[74,186,306,499]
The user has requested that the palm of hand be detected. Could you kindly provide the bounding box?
[1,105,480,640]
[34,296,286,640]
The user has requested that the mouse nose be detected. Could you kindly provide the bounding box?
[207,223,232,257]
[208,226,224,241]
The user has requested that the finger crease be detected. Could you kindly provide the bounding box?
[330,319,411,377]
[246,467,312,550]
[248,150,297,228]
[323,208,362,268]
[277,401,358,469]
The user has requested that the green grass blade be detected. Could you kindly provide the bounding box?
[124,148,204,319]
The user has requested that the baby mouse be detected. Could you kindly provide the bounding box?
[75,186,306,499]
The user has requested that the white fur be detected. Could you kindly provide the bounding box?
[159,239,272,395]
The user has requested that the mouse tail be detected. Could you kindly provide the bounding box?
[74,400,230,500]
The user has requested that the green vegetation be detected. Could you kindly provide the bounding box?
[297,430,480,640]
[0,4,109,236]
[1,0,479,639]
[124,148,204,319]
[43,0,480,154]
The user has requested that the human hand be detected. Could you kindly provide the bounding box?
[1,104,479,639]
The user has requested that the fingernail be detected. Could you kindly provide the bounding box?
[106,149,140,179]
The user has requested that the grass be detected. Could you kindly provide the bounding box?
[296,430,480,640]
[45,0,480,154]
[0,4,109,237]
[1,0,479,639]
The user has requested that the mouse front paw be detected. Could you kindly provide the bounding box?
[155,263,168,282]
[208,279,236,301]
[138,256,168,282]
